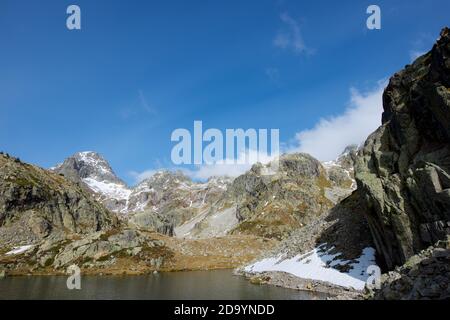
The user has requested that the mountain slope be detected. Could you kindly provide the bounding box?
[52,153,234,236]
[127,172,233,237]
[228,152,355,240]
[52,154,233,223]
[51,150,356,240]
[0,153,116,247]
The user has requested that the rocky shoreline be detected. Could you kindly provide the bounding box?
[236,270,365,300]
[0,228,277,278]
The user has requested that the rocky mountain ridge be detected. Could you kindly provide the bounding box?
[49,149,356,241]
[52,152,232,216]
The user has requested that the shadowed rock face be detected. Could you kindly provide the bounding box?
[374,237,450,300]
[355,27,450,269]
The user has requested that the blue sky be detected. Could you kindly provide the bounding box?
[0,0,448,185]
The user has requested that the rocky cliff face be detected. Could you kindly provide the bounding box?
[0,153,116,246]
[355,27,450,269]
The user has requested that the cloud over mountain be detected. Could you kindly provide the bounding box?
[290,82,385,161]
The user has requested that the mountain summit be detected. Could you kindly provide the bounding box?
[53,151,125,185]
[52,152,132,213]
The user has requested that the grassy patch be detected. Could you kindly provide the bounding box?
[232,217,297,241]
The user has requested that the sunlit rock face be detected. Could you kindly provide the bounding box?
[228,152,355,240]
[0,153,116,246]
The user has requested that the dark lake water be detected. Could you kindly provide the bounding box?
[0,270,327,300]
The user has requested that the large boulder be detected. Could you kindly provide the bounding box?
[128,210,175,236]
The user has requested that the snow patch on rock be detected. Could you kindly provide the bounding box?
[244,244,377,290]
[6,245,34,255]
[83,178,131,201]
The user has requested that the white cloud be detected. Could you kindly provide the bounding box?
[131,150,278,182]
[274,13,313,55]
[188,150,277,180]
[129,169,158,184]
[188,164,250,180]
[130,83,385,180]
[290,82,385,161]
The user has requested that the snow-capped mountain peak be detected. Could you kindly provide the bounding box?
[52,151,131,212]
[71,151,123,183]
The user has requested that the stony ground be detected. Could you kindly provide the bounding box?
[369,237,450,300]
